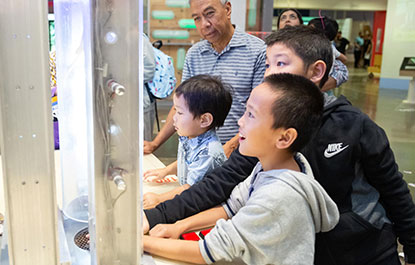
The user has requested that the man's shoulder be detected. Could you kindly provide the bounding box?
[234,29,265,50]
[186,39,209,55]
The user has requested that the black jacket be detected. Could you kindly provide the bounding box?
[145,95,415,264]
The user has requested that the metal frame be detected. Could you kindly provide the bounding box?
[89,0,142,264]
[261,0,274,32]
[0,0,59,264]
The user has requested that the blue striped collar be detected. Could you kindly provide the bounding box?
[179,129,217,151]
[199,26,247,54]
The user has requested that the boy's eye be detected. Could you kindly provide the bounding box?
[277,61,286,66]
[265,63,270,69]
[247,111,254,118]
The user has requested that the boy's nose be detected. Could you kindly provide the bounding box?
[237,116,243,127]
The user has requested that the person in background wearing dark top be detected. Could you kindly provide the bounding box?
[335,30,349,55]
[276,8,303,29]
[363,33,373,67]
[143,26,415,265]
[354,31,364,68]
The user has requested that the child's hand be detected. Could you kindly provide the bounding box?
[143,192,161,209]
[149,223,182,239]
[143,168,168,182]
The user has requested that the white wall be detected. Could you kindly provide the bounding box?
[381,0,415,85]
[274,0,387,11]
[230,0,247,31]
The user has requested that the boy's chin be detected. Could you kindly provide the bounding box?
[239,145,253,157]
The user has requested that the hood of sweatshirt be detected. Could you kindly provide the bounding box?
[323,94,355,116]
[254,153,339,233]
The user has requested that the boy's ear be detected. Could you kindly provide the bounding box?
[199,113,213,129]
[307,60,326,86]
[275,128,298,149]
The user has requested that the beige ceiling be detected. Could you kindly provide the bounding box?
[273,0,387,11]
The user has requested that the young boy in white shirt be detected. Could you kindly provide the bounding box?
[143,73,339,264]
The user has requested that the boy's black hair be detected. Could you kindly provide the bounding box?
[277,9,304,29]
[265,25,333,88]
[308,16,339,41]
[264,73,324,152]
[175,74,232,130]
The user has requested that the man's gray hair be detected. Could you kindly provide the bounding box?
[189,0,228,5]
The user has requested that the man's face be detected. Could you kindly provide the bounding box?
[190,0,232,45]
[265,43,309,78]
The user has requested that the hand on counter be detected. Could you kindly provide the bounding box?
[143,168,169,182]
[143,192,161,209]
[149,223,182,239]
[143,161,177,183]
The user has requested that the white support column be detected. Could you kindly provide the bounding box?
[230,0,247,31]
[0,0,59,264]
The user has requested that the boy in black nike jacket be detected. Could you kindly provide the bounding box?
[143,26,415,265]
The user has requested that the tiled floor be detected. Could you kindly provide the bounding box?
[152,63,415,201]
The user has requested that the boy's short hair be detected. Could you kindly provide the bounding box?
[264,73,324,152]
[308,16,339,41]
[265,25,333,88]
[276,8,304,29]
[175,75,232,130]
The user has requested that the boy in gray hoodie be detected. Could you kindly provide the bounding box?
[143,73,339,264]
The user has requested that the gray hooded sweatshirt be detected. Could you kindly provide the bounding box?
[199,153,339,264]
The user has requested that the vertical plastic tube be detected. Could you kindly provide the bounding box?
[54,0,94,223]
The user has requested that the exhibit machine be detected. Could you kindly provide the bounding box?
[0,0,146,264]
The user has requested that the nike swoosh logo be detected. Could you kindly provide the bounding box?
[324,145,349,158]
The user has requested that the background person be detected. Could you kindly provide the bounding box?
[276,8,303,29]
[143,34,156,141]
[354,32,364,68]
[335,30,349,55]
[363,33,373,68]
[144,0,266,157]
